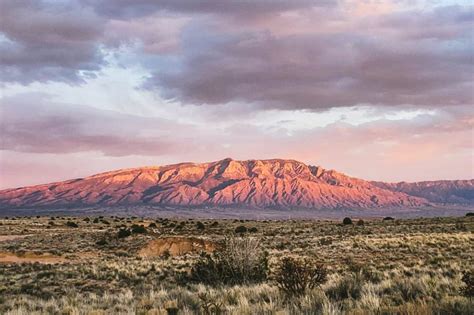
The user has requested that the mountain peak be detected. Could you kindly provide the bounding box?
[0,158,432,210]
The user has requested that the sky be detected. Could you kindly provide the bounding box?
[0,0,473,189]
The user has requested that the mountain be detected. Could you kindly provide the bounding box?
[372,180,474,205]
[0,158,430,210]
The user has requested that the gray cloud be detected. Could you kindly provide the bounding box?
[0,0,106,84]
[1,0,472,112]
[83,0,329,19]
[146,5,473,110]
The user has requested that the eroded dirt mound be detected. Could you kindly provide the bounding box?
[139,237,217,257]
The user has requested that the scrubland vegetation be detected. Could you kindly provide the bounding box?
[0,215,473,314]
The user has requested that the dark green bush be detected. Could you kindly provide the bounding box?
[274,257,328,297]
[117,228,131,238]
[196,221,205,230]
[356,219,364,226]
[460,270,473,298]
[235,225,247,234]
[343,217,353,225]
[131,224,147,234]
[383,216,395,221]
[65,221,78,228]
[96,239,107,246]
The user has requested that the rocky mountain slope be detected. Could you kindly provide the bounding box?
[372,180,474,205]
[0,158,429,210]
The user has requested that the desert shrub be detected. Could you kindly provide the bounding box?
[249,227,258,233]
[131,224,147,234]
[460,270,473,298]
[117,228,131,238]
[235,225,247,234]
[101,219,110,225]
[148,222,157,228]
[342,217,353,225]
[65,221,78,228]
[465,212,474,217]
[93,218,100,223]
[383,216,395,221]
[96,239,107,246]
[326,273,364,301]
[196,221,205,230]
[198,292,224,315]
[274,257,328,297]
[356,219,364,226]
[211,221,219,227]
[187,237,268,286]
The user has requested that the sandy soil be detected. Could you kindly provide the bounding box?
[0,251,66,264]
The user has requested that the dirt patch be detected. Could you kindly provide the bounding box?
[139,237,217,257]
[0,251,67,264]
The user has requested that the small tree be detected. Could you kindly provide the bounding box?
[274,257,328,297]
[343,217,353,225]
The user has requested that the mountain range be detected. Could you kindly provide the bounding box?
[0,158,472,210]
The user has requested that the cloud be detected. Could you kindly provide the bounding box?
[146,5,473,110]
[2,0,472,112]
[2,93,472,186]
[83,0,329,19]
[0,0,107,84]
[0,94,194,156]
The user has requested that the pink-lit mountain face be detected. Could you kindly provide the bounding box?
[0,158,445,210]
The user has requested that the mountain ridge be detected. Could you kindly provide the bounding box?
[0,158,471,210]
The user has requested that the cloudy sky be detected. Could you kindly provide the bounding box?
[0,0,473,188]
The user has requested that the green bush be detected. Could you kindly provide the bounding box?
[117,228,131,238]
[65,221,78,228]
[274,257,328,297]
[131,224,147,234]
[235,225,247,234]
[196,221,205,230]
[343,217,353,225]
[460,270,473,298]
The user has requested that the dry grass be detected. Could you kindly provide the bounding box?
[0,215,473,314]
